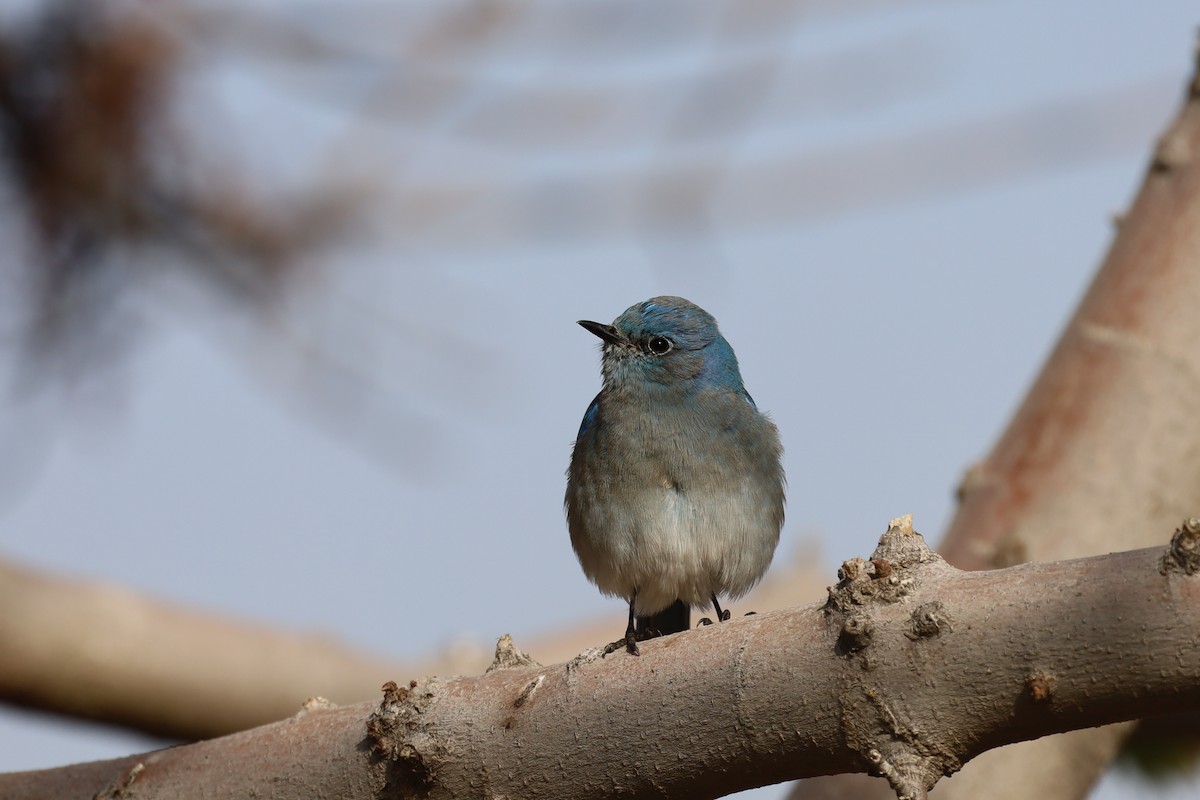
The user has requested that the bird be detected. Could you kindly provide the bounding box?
[565,296,785,655]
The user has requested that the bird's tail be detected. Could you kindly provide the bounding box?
[636,599,690,638]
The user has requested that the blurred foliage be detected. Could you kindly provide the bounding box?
[0,0,350,368]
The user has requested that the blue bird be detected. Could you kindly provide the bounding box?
[565,296,785,655]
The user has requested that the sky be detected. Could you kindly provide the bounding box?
[1,1,1199,798]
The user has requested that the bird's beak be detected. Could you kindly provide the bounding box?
[578,320,624,345]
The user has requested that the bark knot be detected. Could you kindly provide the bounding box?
[825,516,940,619]
[1161,517,1200,575]
[1026,671,1054,703]
[838,614,874,654]
[867,747,939,800]
[906,602,951,640]
[486,633,541,672]
[296,696,336,715]
[366,679,447,795]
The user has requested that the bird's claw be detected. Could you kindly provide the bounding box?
[602,626,641,657]
[699,609,731,625]
[602,638,639,657]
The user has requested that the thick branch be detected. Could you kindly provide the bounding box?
[943,46,1200,573]
[796,40,1200,800]
[5,522,1199,800]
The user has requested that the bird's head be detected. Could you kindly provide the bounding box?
[579,296,745,394]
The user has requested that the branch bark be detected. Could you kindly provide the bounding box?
[5,519,1199,800]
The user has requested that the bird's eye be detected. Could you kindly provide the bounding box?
[646,336,673,355]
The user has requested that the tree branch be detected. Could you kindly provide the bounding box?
[794,37,1200,800]
[5,518,1198,800]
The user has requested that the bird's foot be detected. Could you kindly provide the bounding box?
[744,611,757,617]
[602,638,638,656]
[698,608,733,626]
[602,625,641,657]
